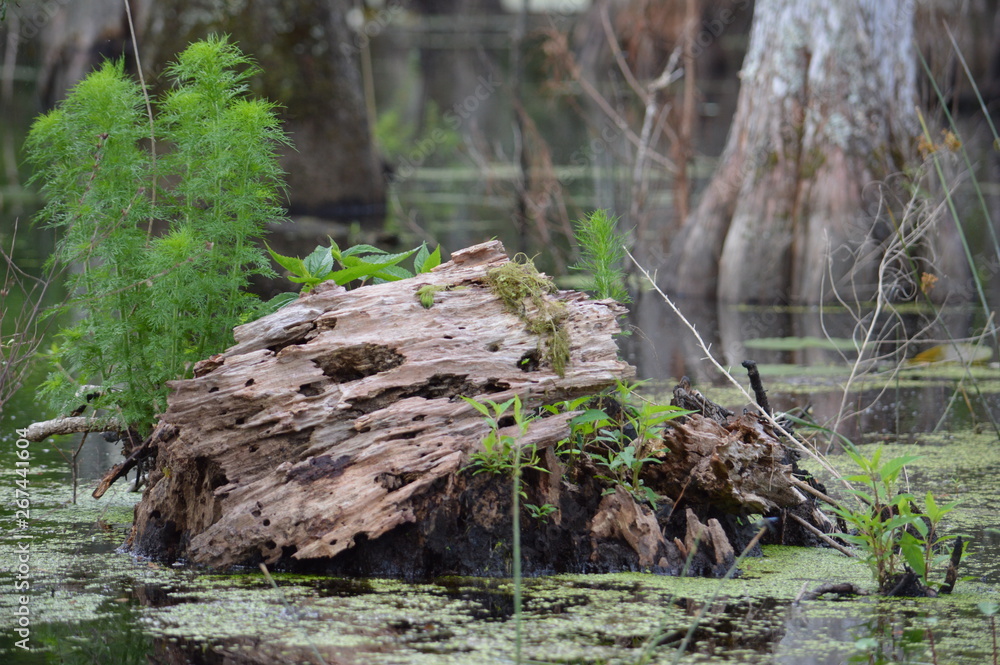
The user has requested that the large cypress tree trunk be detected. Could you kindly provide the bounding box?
[667,0,924,304]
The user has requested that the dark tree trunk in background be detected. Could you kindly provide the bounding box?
[34,0,385,224]
[139,0,384,222]
[666,0,939,304]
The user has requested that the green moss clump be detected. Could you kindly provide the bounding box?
[416,284,450,308]
[486,256,570,377]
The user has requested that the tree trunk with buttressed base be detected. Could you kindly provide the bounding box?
[665,0,966,304]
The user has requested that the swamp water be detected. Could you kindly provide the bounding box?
[4,8,1000,663]
[2,335,1000,665]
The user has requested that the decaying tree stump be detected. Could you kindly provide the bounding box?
[127,240,831,577]
[129,241,633,569]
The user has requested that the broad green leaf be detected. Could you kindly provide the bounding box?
[342,244,390,257]
[413,243,430,273]
[641,409,696,428]
[287,274,322,289]
[371,264,414,282]
[879,454,923,482]
[570,409,610,426]
[328,236,343,261]
[419,244,442,272]
[490,397,517,417]
[460,395,491,417]
[883,514,920,531]
[266,243,307,277]
[261,291,298,313]
[328,260,397,285]
[835,533,870,547]
[845,488,876,504]
[899,532,926,578]
[352,247,418,266]
[978,602,999,616]
[924,490,938,515]
[303,245,334,277]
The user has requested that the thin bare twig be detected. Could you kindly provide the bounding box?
[258,564,330,665]
[599,3,647,102]
[123,0,157,236]
[786,513,855,558]
[625,248,847,487]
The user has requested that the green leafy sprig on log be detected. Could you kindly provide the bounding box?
[265,239,442,310]
[29,36,288,436]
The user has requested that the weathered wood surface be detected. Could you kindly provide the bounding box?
[129,241,634,568]
[652,412,807,514]
[127,240,833,576]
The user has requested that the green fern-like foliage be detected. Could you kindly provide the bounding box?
[27,36,287,435]
[571,209,631,304]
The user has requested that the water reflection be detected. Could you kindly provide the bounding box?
[629,292,998,438]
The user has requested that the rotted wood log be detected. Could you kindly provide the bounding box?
[128,240,635,570]
[647,410,808,515]
[126,241,833,576]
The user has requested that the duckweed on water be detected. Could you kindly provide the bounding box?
[4,369,1000,663]
[3,491,999,663]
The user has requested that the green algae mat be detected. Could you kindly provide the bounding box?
[4,357,1000,663]
[3,417,999,664]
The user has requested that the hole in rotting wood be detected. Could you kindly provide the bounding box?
[388,430,420,441]
[262,519,270,526]
[443,334,454,339]
[264,540,277,550]
[412,415,425,421]
[245,378,255,387]
[347,373,477,414]
[286,455,351,484]
[483,378,511,392]
[208,386,219,393]
[249,445,258,453]
[376,472,402,490]
[315,317,337,332]
[298,381,325,397]
[266,325,316,354]
[313,343,405,383]
[251,508,262,517]
[376,471,423,491]
[518,349,541,372]
[235,417,245,425]
[486,341,501,352]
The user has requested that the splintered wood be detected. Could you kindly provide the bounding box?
[128,240,825,576]
[129,240,633,568]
